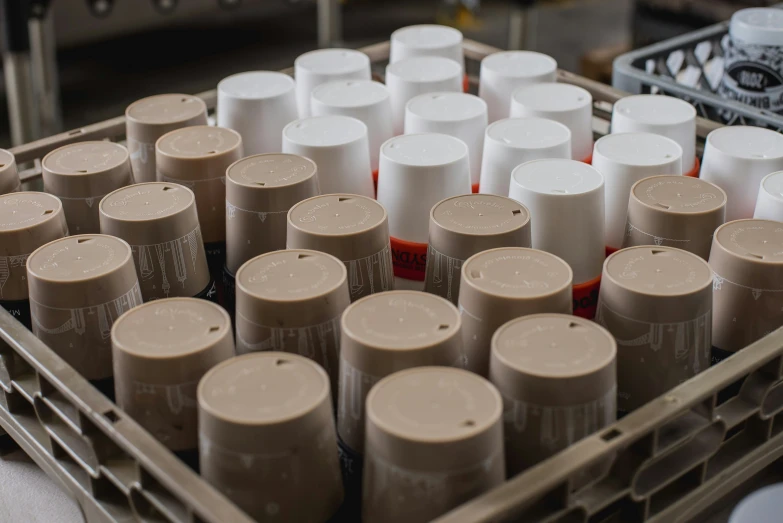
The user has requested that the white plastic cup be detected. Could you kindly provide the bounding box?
[217,71,298,156]
[700,126,783,221]
[510,83,593,163]
[390,24,464,68]
[754,171,783,220]
[385,57,463,135]
[479,51,557,123]
[311,80,393,178]
[479,117,571,196]
[404,92,487,192]
[610,94,698,175]
[729,484,783,523]
[592,132,683,250]
[282,115,374,198]
[294,48,371,118]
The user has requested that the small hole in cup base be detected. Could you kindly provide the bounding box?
[181,98,190,103]
[470,270,482,279]
[208,326,220,333]
[461,420,476,427]
[297,253,312,260]
[512,210,522,216]
[77,238,92,244]
[653,203,670,210]
[43,210,53,215]
[276,359,291,366]
[77,170,88,174]
[438,324,450,330]
[748,253,765,260]
[651,249,668,256]
[0,164,4,168]
[568,321,581,329]
[162,186,174,191]
[207,150,217,155]
[256,182,266,186]
[338,197,353,202]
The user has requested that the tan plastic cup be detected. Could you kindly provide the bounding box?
[458,247,573,377]
[99,183,211,302]
[226,153,320,275]
[27,235,142,380]
[596,246,713,415]
[0,149,21,194]
[0,192,68,327]
[424,194,531,305]
[363,366,504,523]
[623,175,727,260]
[156,126,243,245]
[709,220,783,364]
[125,94,208,184]
[287,194,394,303]
[42,141,133,235]
[112,298,234,452]
[198,352,343,522]
[490,313,617,474]
[234,249,350,396]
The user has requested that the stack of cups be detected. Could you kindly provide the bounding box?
[310,80,393,189]
[234,250,350,396]
[294,48,371,117]
[0,149,20,194]
[624,175,726,260]
[42,142,133,234]
[700,126,783,221]
[217,71,298,155]
[362,367,504,523]
[611,94,699,177]
[424,194,531,304]
[125,94,208,184]
[479,51,558,123]
[490,314,617,474]
[156,126,244,307]
[597,246,713,415]
[287,194,394,302]
[377,133,471,290]
[0,192,68,328]
[283,115,374,198]
[99,183,213,302]
[709,220,783,365]
[385,57,463,135]
[458,247,573,376]
[198,352,343,522]
[225,154,320,315]
[754,171,783,220]
[404,92,488,193]
[337,291,464,517]
[112,298,234,466]
[509,159,605,318]
[510,83,593,163]
[26,235,142,393]
[390,24,466,90]
[479,117,571,196]
[591,132,683,256]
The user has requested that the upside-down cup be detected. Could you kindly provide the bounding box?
[282,115,374,198]
[624,175,726,260]
[458,247,573,376]
[479,117,572,196]
[510,83,594,163]
[700,126,783,221]
[363,367,504,523]
[709,220,783,365]
[754,171,783,221]
[217,71,299,155]
[509,159,605,318]
[596,246,713,415]
[27,235,142,382]
[490,313,617,475]
[199,352,343,522]
[0,149,21,194]
[99,183,212,302]
[404,92,488,192]
[611,94,699,177]
[287,194,394,302]
[311,80,393,186]
[424,194,531,304]
[42,141,133,235]
[479,51,558,123]
[385,56,463,135]
[0,192,68,328]
[295,48,371,117]
[376,133,471,290]
[125,94,208,184]
[112,298,234,457]
[389,24,466,91]
[592,132,683,254]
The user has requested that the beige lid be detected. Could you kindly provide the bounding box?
[287,194,389,260]
[490,313,616,406]
[42,141,131,198]
[125,94,208,144]
[225,153,319,212]
[709,219,783,288]
[0,149,20,194]
[428,194,531,260]
[365,366,502,471]
[156,126,243,181]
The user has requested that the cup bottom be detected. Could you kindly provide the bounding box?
[0,298,31,330]
[573,274,601,319]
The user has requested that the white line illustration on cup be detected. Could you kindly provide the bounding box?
[132,226,203,298]
[0,253,28,299]
[132,379,198,416]
[625,223,693,246]
[427,245,463,302]
[225,201,288,223]
[345,243,394,300]
[713,271,783,299]
[338,358,382,432]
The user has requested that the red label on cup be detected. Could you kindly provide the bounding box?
[581,153,593,165]
[463,74,470,93]
[573,274,601,319]
[605,245,619,258]
[390,236,427,281]
[685,156,700,178]
[471,182,479,194]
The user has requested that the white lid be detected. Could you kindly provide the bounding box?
[761,171,783,202]
[482,51,557,78]
[707,126,783,160]
[381,133,467,166]
[729,484,783,523]
[612,95,696,127]
[406,92,486,122]
[512,83,591,113]
[283,115,367,147]
[594,132,683,167]
[217,71,294,99]
[511,159,603,195]
[486,117,571,150]
[295,48,370,75]
[387,56,462,83]
[391,24,462,53]
[311,80,389,108]
[730,8,783,46]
